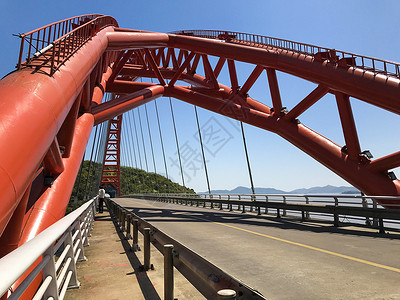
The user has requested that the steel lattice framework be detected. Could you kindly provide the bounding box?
[100,115,122,196]
[0,15,399,265]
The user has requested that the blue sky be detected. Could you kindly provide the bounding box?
[1,1,399,192]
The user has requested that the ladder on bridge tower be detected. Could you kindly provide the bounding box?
[100,114,122,197]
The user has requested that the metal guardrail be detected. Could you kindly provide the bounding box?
[107,199,265,300]
[171,30,400,79]
[0,199,96,299]
[128,193,400,233]
[16,14,118,75]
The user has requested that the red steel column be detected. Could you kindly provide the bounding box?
[100,115,123,196]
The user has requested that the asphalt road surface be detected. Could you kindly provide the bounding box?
[115,197,400,300]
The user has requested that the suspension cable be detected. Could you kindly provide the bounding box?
[128,109,144,193]
[132,108,148,191]
[240,121,255,197]
[144,104,157,174]
[126,110,138,168]
[194,106,211,195]
[137,107,149,173]
[169,97,185,187]
[144,103,159,191]
[92,121,107,196]
[132,109,143,170]
[83,125,99,199]
[121,115,131,167]
[151,76,170,192]
[154,98,170,192]
[122,113,133,168]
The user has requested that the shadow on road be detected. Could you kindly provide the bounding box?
[119,199,400,240]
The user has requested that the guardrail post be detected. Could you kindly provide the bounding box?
[80,214,90,247]
[164,244,174,300]
[372,199,379,228]
[125,214,132,240]
[117,207,121,225]
[238,195,241,211]
[131,218,140,252]
[305,196,310,219]
[66,229,80,289]
[90,202,96,233]
[333,197,339,227]
[42,246,59,300]
[73,220,87,262]
[265,196,269,214]
[121,210,126,232]
[228,195,232,211]
[109,201,114,217]
[378,218,385,234]
[115,205,119,223]
[119,207,123,228]
[144,228,151,271]
[217,289,237,299]
[277,208,281,218]
[282,196,287,216]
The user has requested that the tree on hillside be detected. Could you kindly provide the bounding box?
[68,161,195,212]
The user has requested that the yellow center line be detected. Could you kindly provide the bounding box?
[190,214,400,274]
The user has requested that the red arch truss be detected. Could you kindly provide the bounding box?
[0,16,400,254]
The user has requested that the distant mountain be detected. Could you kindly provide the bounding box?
[289,185,359,194]
[200,185,359,195]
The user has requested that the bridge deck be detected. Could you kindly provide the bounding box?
[115,197,400,300]
[65,207,203,300]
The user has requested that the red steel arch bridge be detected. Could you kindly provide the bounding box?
[0,14,400,261]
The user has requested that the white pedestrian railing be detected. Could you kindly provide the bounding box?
[0,198,96,300]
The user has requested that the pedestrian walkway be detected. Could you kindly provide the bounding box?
[65,206,204,300]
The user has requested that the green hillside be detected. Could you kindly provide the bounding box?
[69,161,194,212]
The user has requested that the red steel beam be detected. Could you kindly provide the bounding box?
[240,65,264,96]
[108,50,134,83]
[19,66,113,245]
[335,92,361,161]
[0,26,113,236]
[168,35,400,115]
[168,52,196,86]
[143,48,166,86]
[202,55,220,89]
[368,151,400,172]
[92,85,164,124]
[100,115,122,196]
[106,32,169,50]
[0,183,31,257]
[213,57,226,79]
[165,85,400,206]
[42,138,64,176]
[190,54,201,75]
[266,68,283,114]
[227,60,239,91]
[284,85,330,121]
[19,113,95,244]
[57,92,82,157]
